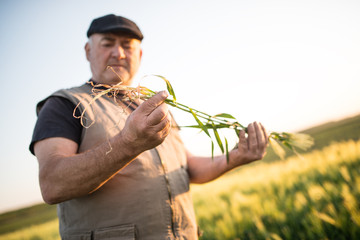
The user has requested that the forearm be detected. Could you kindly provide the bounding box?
[35,92,175,204]
[37,133,140,204]
[187,150,240,184]
[187,122,268,184]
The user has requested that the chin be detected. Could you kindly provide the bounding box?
[105,75,127,85]
[112,78,123,85]
[97,71,131,86]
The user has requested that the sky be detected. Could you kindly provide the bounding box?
[0,0,359,213]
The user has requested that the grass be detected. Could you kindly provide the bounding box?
[0,204,57,235]
[0,219,59,240]
[1,113,359,239]
[2,139,359,239]
[262,113,360,162]
[192,139,360,239]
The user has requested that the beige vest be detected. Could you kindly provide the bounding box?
[42,84,198,240]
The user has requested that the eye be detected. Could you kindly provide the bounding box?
[122,39,137,50]
[101,41,114,48]
[102,44,112,48]
[122,42,132,49]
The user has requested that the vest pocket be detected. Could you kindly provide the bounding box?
[62,231,92,240]
[93,224,136,240]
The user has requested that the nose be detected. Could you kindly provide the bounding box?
[112,46,126,59]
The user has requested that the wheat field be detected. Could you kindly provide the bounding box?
[192,140,360,239]
[1,140,359,240]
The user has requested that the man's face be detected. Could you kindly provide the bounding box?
[85,33,142,86]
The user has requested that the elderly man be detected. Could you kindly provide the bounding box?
[30,14,268,240]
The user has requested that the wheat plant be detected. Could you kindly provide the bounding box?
[75,66,314,161]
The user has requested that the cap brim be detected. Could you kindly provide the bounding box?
[98,26,143,40]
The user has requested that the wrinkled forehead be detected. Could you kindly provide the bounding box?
[90,32,142,43]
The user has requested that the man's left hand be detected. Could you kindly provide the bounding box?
[229,121,268,167]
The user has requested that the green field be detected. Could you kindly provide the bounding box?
[193,140,360,239]
[262,114,360,162]
[1,114,359,239]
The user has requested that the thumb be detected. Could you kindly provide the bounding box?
[140,91,168,115]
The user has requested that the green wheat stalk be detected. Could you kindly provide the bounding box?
[77,67,314,162]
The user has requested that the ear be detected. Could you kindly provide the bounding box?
[85,42,90,61]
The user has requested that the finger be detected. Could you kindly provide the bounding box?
[144,116,171,147]
[159,116,172,138]
[139,91,168,116]
[260,123,269,145]
[152,111,172,133]
[254,122,266,150]
[146,103,169,126]
[238,129,247,151]
[247,123,258,153]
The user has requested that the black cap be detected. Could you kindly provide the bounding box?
[87,14,143,40]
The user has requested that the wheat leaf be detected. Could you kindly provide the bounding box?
[212,123,224,153]
[225,137,229,164]
[189,108,211,138]
[211,141,214,160]
[213,113,237,119]
[153,75,176,102]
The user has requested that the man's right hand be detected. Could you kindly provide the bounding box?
[119,91,172,155]
[34,91,172,204]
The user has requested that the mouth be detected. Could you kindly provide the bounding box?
[107,63,126,68]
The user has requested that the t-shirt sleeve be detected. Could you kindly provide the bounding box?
[29,96,82,155]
